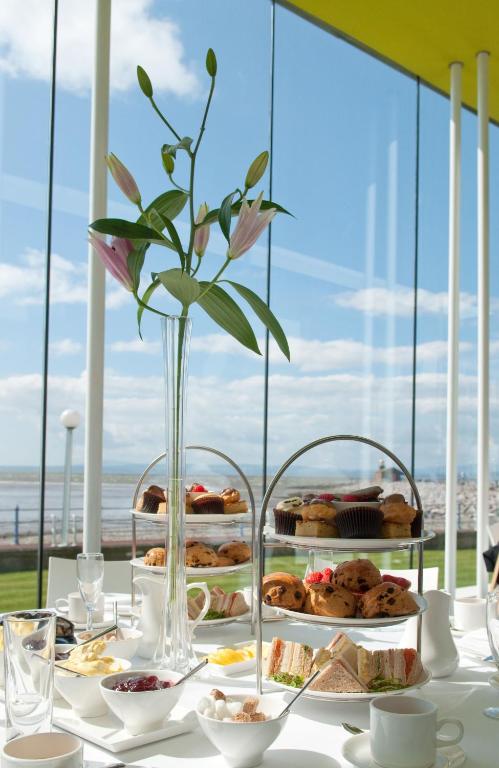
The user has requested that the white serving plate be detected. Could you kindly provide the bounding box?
[265,527,435,551]
[132,509,251,524]
[270,666,431,702]
[130,556,252,577]
[203,641,266,677]
[53,698,196,753]
[267,592,427,627]
[196,610,252,628]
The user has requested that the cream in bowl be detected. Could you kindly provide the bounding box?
[196,689,287,768]
[76,628,142,660]
[100,669,185,735]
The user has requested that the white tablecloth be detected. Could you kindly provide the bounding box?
[3,622,499,767]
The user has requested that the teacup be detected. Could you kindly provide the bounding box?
[1,732,82,768]
[453,596,486,632]
[370,696,464,768]
[55,593,104,624]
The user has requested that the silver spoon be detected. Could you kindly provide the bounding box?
[56,623,119,660]
[175,658,208,685]
[277,667,323,718]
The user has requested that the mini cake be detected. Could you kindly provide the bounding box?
[380,498,417,538]
[335,505,383,538]
[295,499,338,537]
[220,488,248,515]
[190,492,224,515]
[304,582,357,618]
[273,497,303,535]
[332,559,382,593]
[136,485,166,514]
[358,582,419,618]
[185,543,218,568]
[144,547,166,566]
[262,572,306,611]
[217,540,251,564]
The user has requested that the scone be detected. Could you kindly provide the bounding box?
[301,499,337,524]
[216,555,236,566]
[185,543,218,567]
[380,500,417,525]
[262,572,306,611]
[217,541,251,564]
[295,520,339,537]
[221,488,248,515]
[332,559,382,593]
[358,582,419,618]
[304,583,357,618]
[382,522,412,538]
[144,547,166,566]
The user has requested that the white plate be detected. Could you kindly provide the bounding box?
[272,667,431,702]
[203,640,264,677]
[53,698,195,753]
[266,527,435,551]
[130,556,252,576]
[342,732,447,767]
[55,609,119,631]
[267,592,427,627]
[132,509,251,524]
[196,610,252,628]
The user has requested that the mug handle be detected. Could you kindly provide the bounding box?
[187,582,211,633]
[435,718,464,748]
[54,598,69,611]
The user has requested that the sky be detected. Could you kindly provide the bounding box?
[1,0,499,483]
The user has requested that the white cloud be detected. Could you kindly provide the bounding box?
[50,338,83,356]
[109,338,160,354]
[333,286,499,319]
[0,0,199,97]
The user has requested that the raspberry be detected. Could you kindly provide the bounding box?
[318,493,336,502]
[341,493,363,502]
[305,571,323,584]
[321,567,333,582]
[382,574,411,590]
[191,484,207,492]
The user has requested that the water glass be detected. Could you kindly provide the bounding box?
[4,609,56,739]
[484,588,499,718]
[76,552,104,631]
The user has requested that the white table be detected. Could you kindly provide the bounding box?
[74,622,499,768]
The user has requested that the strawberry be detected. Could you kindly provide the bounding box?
[340,493,364,502]
[305,571,323,584]
[382,574,411,590]
[191,484,207,492]
[321,567,333,582]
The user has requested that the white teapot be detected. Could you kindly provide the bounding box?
[133,573,210,659]
[401,589,459,678]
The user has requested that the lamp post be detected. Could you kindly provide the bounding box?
[60,409,80,546]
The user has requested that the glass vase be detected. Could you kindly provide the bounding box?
[155,314,193,672]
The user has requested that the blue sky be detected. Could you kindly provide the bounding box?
[1,0,499,482]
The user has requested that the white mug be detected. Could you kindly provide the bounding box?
[55,592,104,624]
[370,696,464,768]
[453,596,486,632]
[1,732,82,767]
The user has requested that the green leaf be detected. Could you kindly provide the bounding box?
[127,242,149,293]
[137,278,160,339]
[197,282,261,355]
[203,198,291,226]
[137,65,153,97]
[225,280,290,361]
[159,268,200,307]
[218,192,235,244]
[139,190,188,223]
[90,218,160,240]
[147,207,167,232]
[157,214,186,270]
[206,48,217,77]
[245,151,269,189]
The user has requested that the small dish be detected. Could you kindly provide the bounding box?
[75,628,142,660]
[54,658,131,718]
[341,732,449,768]
[205,641,269,677]
[100,669,185,735]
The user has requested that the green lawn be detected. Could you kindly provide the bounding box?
[0,549,477,613]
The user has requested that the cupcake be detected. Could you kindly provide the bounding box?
[335,505,383,538]
[136,485,166,514]
[190,492,224,515]
[273,497,303,535]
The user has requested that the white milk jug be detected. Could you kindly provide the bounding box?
[401,589,459,678]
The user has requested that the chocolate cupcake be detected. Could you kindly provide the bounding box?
[136,485,165,514]
[273,497,303,535]
[190,492,224,515]
[335,505,383,538]
[411,510,423,537]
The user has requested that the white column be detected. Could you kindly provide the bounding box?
[444,62,462,598]
[476,51,490,597]
[83,0,111,553]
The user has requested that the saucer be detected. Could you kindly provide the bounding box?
[342,733,449,768]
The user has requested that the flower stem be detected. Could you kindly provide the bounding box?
[134,294,169,319]
[149,97,182,141]
[197,257,231,299]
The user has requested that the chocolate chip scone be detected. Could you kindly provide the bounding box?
[358,581,419,618]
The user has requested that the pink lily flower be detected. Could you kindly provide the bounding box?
[194,202,210,257]
[89,234,134,292]
[106,153,142,206]
[227,192,276,259]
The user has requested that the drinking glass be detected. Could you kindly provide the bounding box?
[4,609,56,739]
[484,588,499,718]
[77,552,104,631]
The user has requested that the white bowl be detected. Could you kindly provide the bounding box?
[75,628,142,660]
[55,658,130,718]
[196,694,288,768]
[100,669,184,735]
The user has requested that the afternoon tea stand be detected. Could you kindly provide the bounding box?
[255,434,435,698]
[129,444,257,627]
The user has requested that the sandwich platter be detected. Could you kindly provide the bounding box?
[195,610,252,628]
[130,556,252,577]
[132,509,252,524]
[265,527,436,552]
[269,665,431,702]
[268,592,427,627]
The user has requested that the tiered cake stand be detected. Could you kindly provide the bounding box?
[255,434,435,698]
[130,444,257,627]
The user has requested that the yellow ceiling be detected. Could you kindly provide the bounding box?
[283,0,499,122]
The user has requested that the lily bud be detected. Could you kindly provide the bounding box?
[228,192,275,260]
[89,234,134,292]
[245,151,269,190]
[194,202,210,258]
[106,153,141,206]
[162,149,175,175]
[137,65,153,98]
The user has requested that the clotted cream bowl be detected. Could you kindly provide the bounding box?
[196,693,288,768]
[55,658,130,718]
[99,669,185,735]
[76,628,142,660]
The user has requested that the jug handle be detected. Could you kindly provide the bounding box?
[187,582,211,632]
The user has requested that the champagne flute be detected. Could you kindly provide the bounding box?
[484,588,499,718]
[77,553,104,632]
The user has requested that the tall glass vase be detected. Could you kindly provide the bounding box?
[155,314,193,672]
